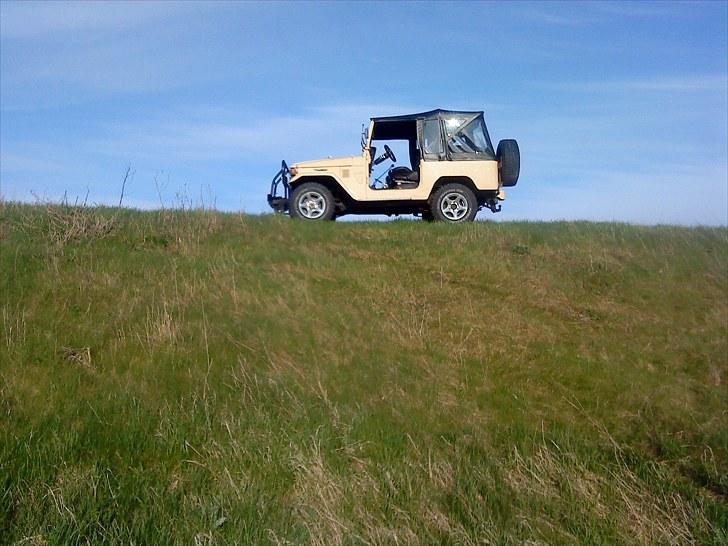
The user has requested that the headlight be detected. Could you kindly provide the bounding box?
[289,166,298,176]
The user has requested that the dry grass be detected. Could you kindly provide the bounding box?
[0,205,726,545]
[12,196,116,249]
[59,346,93,372]
[505,445,713,545]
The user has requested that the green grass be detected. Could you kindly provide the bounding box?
[1,202,726,545]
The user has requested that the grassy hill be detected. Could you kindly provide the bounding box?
[1,202,726,545]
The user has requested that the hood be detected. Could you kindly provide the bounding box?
[293,155,360,169]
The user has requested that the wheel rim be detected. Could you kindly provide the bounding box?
[297,191,326,219]
[440,192,469,221]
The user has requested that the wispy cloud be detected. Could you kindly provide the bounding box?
[534,75,728,93]
[0,1,206,39]
[506,162,728,225]
[0,153,70,174]
[588,1,698,19]
[89,103,417,163]
[4,33,192,95]
[620,76,728,92]
[0,1,224,108]
[520,9,591,27]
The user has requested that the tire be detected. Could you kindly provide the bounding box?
[289,182,335,221]
[497,139,520,187]
[430,184,478,223]
[421,210,435,222]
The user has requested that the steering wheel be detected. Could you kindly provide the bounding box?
[383,144,397,163]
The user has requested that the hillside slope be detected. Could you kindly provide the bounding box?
[1,203,727,545]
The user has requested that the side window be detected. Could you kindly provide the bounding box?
[422,120,442,159]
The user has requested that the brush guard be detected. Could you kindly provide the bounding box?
[267,160,290,213]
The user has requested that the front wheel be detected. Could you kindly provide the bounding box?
[290,182,335,221]
[431,184,477,223]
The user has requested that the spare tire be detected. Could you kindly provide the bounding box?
[497,139,520,187]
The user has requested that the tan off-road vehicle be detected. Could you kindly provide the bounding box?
[267,109,519,222]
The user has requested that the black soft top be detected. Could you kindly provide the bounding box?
[371,109,486,141]
[370,108,495,160]
[371,109,483,123]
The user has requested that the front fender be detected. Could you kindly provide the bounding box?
[290,174,357,202]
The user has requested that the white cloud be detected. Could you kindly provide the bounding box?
[535,75,728,94]
[0,1,205,39]
[0,153,69,174]
[588,1,697,19]
[0,103,416,211]
[520,9,591,27]
[88,103,418,163]
[503,166,728,226]
[0,1,226,108]
[3,98,726,224]
[5,33,190,94]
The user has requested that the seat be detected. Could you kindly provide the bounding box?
[386,166,419,189]
[388,140,421,185]
[389,166,419,182]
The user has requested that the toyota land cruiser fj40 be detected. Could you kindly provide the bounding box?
[267,109,519,222]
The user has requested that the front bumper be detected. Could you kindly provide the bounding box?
[267,195,289,213]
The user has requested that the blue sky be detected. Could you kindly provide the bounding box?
[1,0,726,224]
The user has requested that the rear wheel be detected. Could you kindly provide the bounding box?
[431,184,477,223]
[290,182,335,221]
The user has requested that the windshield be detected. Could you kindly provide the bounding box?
[443,115,495,159]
